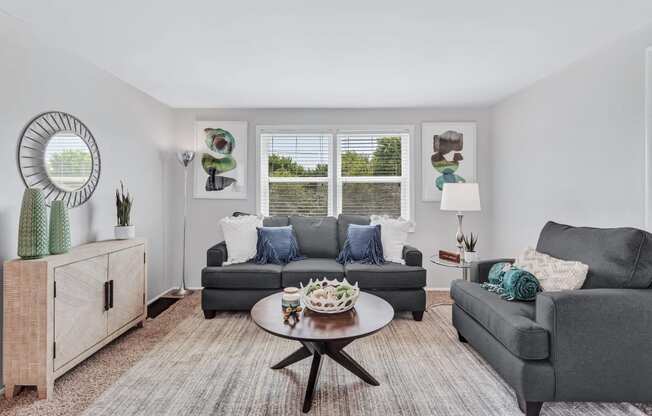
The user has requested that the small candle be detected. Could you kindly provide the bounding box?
[282,287,301,308]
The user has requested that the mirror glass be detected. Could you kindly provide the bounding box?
[44,133,93,192]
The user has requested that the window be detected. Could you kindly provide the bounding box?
[259,133,333,216]
[259,127,411,220]
[337,133,409,218]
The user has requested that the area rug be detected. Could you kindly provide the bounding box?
[81,301,645,415]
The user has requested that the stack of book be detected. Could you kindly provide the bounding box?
[439,250,461,263]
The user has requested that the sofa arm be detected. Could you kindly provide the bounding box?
[402,245,422,267]
[469,258,514,283]
[207,241,228,267]
[536,289,652,401]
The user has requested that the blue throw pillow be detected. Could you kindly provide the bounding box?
[336,224,384,265]
[254,226,304,265]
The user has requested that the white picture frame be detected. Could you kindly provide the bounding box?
[193,121,247,199]
[421,122,477,202]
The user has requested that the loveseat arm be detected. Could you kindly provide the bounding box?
[536,289,652,402]
[402,245,423,267]
[207,241,228,267]
[469,258,514,284]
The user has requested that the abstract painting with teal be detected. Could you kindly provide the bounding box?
[201,128,237,191]
[431,130,466,190]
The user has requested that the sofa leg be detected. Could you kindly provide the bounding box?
[457,331,468,343]
[412,311,424,321]
[516,393,543,416]
[203,310,216,319]
[524,402,543,416]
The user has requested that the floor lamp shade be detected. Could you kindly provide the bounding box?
[440,183,481,212]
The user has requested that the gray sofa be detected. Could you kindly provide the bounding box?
[451,221,652,416]
[202,214,427,320]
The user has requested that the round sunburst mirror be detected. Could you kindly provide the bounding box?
[18,111,101,208]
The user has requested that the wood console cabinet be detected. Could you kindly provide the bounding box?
[3,239,147,399]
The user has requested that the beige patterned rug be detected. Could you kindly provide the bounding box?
[80,299,645,416]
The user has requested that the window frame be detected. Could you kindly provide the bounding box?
[257,125,414,220]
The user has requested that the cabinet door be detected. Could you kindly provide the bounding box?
[54,255,108,370]
[108,245,145,334]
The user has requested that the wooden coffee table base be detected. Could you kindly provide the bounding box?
[272,339,379,413]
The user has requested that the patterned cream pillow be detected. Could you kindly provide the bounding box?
[514,247,589,291]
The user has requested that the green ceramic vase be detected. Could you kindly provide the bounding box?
[49,200,71,255]
[17,188,49,259]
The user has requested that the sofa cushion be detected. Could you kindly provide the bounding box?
[536,221,652,289]
[263,216,289,227]
[344,262,426,289]
[281,258,344,287]
[451,280,549,360]
[337,214,370,250]
[202,263,282,289]
[290,216,338,258]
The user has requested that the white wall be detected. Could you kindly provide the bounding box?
[490,23,652,257]
[170,108,493,289]
[0,13,175,300]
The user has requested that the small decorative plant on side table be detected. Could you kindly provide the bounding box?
[463,233,478,263]
[115,181,135,239]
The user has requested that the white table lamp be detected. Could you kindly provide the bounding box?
[440,183,481,254]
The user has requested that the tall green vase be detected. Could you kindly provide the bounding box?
[49,200,71,255]
[17,188,49,259]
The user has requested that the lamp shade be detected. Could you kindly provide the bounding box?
[440,183,481,212]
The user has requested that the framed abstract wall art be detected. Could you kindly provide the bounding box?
[193,121,247,199]
[421,122,476,202]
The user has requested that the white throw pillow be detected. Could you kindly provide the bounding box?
[370,215,413,264]
[219,215,263,265]
[514,247,589,291]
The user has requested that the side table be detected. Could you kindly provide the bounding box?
[430,255,472,281]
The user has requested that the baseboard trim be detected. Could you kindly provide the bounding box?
[426,287,450,292]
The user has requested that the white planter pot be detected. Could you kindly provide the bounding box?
[114,225,136,240]
[464,251,479,263]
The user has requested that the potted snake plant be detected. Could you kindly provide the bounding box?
[463,233,478,263]
[114,181,135,239]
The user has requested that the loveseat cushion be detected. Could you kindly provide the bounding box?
[281,258,344,287]
[344,262,426,289]
[202,263,282,289]
[451,280,549,360]
[536,221,652,289]
[290,216,338,258]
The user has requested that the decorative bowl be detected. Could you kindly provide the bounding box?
[300,278,360,314]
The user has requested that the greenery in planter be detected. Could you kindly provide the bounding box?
[463,233,478,252]
[115,181,133,226]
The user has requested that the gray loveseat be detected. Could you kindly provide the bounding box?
[451,221,652,416]
[202,214,427,320]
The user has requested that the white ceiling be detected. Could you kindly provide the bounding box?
[2,1,652,108]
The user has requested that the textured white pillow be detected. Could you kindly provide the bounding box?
[219,215,263,265]
[514,247,589,291]
[370,215,413,264]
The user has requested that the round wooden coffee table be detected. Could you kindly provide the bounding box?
[251,291,394,413]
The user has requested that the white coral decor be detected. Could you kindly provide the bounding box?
[300,277,360,314]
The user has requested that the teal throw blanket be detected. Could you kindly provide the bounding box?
[482,264,542,301]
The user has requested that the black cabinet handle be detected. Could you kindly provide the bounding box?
[104,281,110,311]
[109,280,114,309]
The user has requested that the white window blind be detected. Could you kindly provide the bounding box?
[260,133,333,216]
[337,133,410,219]
[259,128,411,220]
